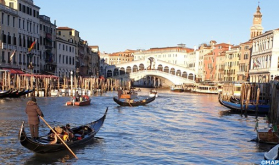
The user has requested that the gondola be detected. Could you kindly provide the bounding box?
[7,89,19,98]
[113,96,156,106]
[9,89,26,98]
[0,89,11,98]
[18,108,108,154]
[218,94,270,114]
[22,89,34,96]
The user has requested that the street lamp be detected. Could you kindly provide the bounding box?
[76,68,80,88]
[70,70,73,96]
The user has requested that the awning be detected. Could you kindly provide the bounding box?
[20,74,59,79]
[2,68,24,74]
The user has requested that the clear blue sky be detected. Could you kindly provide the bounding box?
[35,0,279,53]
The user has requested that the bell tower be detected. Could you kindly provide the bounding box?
[250,5,263,39]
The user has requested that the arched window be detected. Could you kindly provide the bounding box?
[164,66,169,73]
[126,66,131,74]
[133,65,138,72]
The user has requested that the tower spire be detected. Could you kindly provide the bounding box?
[250,3,263,39]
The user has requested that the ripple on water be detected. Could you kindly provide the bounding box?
[0,90,270,164]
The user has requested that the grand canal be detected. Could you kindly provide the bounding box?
[0,88,272,164]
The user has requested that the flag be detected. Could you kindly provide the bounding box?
[28,39,36,52]
[10,50,16,62]
[253,61,258,67]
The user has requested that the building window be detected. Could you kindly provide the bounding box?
[2,13,4,24]
[12,17,15,27]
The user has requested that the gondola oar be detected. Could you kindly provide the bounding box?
[39,116,78,159]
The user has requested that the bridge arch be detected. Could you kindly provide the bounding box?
[164,66,169,73]
[113,68,119,76]
[106,58,196,85]
[158,64,163,71]
[133,65,138,72]
[126,66,132,74]
[139,64,144,70]
[120,67,125,75]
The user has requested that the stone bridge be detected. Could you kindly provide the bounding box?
[103,58,196,86]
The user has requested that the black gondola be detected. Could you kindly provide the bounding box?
[18,108,108,154]
[0,89,11,98]
[7,89,19,97]
[113,96,156,106]
[9,89,26,98]
[20,89,33,96]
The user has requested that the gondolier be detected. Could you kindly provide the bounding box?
[25,97,44,140]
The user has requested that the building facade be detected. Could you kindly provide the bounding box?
[249,29,279,82]
[56,37,75,78]
[39,15,56,75]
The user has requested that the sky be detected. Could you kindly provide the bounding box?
[35,0,279,53]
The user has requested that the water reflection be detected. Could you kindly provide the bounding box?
[0,89,273,164]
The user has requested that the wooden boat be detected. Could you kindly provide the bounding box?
[66,95,91,106]
[113,96,156,106]
[149,89,158,97]
[218,94,270,114]
[264,144,279,160]
[18,108,108,154]
[256,128,279,144]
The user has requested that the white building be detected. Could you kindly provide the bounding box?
[133,44,194,68]
[56,37,75,78]
[249,28,279,82]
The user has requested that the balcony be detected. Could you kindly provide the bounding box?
[249,68,270,74]
[236,71,246,75]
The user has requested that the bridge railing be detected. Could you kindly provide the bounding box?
[111,69,195,84]
[129,70,195,84]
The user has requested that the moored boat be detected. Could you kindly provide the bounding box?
[18,108,108,154]
[256,128,279,144]
[218,93,270,115]
[0,89,11,98]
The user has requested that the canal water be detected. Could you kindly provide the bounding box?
[0,88,272,164]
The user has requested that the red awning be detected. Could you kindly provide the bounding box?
[2,68,24,74]
[20,74,59,79]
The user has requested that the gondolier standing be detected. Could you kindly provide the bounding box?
[25,97,44,140]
